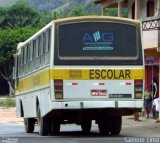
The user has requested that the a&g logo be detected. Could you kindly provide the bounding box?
[82,31,114,42]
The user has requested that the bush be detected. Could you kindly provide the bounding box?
[0,97,15,107]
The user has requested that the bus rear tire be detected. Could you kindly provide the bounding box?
[98,117,110,135]
[81,120,92,134]
[110,116,122,135]
[50,119,60,135]
[24,118,35,133]
[37,106,49,136]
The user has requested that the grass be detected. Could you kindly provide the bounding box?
[0,96,16,107]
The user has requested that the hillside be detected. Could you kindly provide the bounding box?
[0,0,18,7]
[30,0,89,12]
[0,0,101,16]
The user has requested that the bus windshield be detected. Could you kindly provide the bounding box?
[54,20,143,66]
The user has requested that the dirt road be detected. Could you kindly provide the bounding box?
[0,107,23,124]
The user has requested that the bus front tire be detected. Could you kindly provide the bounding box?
[37,106,49,136]
[24,118,35,133]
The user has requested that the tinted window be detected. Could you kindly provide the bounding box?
[55,20,143,65]
[59,23,137,57]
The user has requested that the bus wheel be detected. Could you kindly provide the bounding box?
[110,116,122,135]
[24,118,35,133]
[98,117,110,135]
[81,120,92,134]
[50,119,60,135]
[37,106,49,136]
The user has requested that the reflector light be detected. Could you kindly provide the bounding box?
[134,80,143,99]
[72,82,78,85]
[54,80,63,84]
[135,80,143,84]
[126,82,131,85]
[99,83,105,86]
[93,83,105,86]
[54,79,63,99]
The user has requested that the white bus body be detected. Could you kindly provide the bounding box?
[14,16,144,136]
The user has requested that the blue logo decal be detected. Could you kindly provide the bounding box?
[93,31,101,42]
[82,31,114,42]
[81,31,114,51]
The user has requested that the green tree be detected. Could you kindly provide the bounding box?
[52,10,65,20]
[84,1,101,15]
[0,1,44,95]
[106,8,118,17]
[0,27,39,95]
[106,8,128,17]
[69,6,85,16]
[0,1,41,28]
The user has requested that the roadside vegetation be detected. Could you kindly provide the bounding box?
[0,96,15,107]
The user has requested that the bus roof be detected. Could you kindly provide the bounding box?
[54,16,141,24]
[17,21,53,50]
[17,16,141,50]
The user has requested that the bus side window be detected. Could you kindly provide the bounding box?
[33,39,36,64]
[38,36,42,57]
[29,42,34,72]
[18,55,21,77]
[24,46,27,65]
[46,29,51,53]
[30,42,33,62]
[36,39,39,58]
[39,35,43,66]
[35,37,41,68]
[41,32,46,66]
[45,29,51,64]
[24,45,28,74]
[20,48,23,67]
[26,44,30,73]
[20,48,24,76]
[27,44,30,64]
[23,47,25,67]
[40,34,44,56]
[30,40,36,71]
[43,32,46,54]
[33,40,36,70]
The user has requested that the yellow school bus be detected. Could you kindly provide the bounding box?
[13,16,144,136]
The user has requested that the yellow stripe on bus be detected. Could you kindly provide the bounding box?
[16,70,50,93]
[16,69,144,93]
[51,69,145,80]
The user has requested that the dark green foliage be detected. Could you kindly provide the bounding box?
[0,27,38,64]
[0,1,44,66]
[27,0,90,13]
[84,2,101,15]
[52,10,65,20]
[0,26,39,94]
[0,1,41,28]
[0,2,42,93]
[106,8,118,17]
[106,8,128,17]
[69,6,85,16]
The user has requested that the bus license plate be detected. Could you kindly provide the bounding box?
[91,90,107,96]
